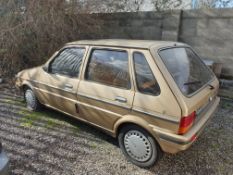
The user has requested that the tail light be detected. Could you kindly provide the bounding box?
[178,111,196,135]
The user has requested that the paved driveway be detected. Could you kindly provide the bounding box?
[0,84,233,175]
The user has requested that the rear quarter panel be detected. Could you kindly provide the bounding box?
[130,49,181,134]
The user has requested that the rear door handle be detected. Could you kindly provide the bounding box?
[115,96,127,103]
[64,84,73,89]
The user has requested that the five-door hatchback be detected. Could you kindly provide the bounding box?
[15,40,220,168]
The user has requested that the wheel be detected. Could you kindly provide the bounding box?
[24,88,41,111]
[118,125,162,168]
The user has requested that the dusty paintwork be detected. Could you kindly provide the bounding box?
[15,39,220,155]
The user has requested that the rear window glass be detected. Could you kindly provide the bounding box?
[159,47,214,96]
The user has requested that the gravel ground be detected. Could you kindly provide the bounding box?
[0,84,233,175]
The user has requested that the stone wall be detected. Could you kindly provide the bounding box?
[85,8,233,78]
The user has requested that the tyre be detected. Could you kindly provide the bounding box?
[24,88,41,111]
[118,125,162,168]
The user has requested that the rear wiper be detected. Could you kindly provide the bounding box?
[183,81,201,86]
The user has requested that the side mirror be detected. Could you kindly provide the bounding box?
[42,65,48,72]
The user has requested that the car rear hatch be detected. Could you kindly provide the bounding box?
[158,46,219,134]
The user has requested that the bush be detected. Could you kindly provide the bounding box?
[0,0,101,77]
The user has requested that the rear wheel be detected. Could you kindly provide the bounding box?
[24,88,41,111]
[118,125,162,168]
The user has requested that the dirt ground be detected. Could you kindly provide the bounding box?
[0,84,233,175]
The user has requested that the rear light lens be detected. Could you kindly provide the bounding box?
[178,111,196,135]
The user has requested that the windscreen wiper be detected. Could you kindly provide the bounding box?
[183,81,201,86]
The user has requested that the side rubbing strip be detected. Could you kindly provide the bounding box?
[78,92,131,110]
[133,108,179,124]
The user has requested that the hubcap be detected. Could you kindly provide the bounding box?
[25,90,35,108]
[124,130,152,162]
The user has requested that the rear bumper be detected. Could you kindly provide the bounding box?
[0,151,10,175]
[151,96,220,154]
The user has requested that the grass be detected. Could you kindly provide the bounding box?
[45,119,57,128]
[3,99,25,106]
[72,126,80,136]
[90,142,98,149]
[18,109,64,129]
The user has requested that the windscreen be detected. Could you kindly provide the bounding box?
[159,47,214,96]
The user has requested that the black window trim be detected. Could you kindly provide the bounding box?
[84,47,132,90]
[48,46,86,78]
[157,46,215,98]
[133,51,161,96]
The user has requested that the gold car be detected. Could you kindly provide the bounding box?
[15,40,220,168]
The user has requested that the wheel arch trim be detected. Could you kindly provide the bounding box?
[20,80,34,91]
[113,115,160,142]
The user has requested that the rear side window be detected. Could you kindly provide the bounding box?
[50,48,85,77]
[133,52,160,95]
[85,49,130,89]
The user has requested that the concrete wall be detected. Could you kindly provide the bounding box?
[86,8,233,78]
[91,10,181,41]
[179,8,233,78]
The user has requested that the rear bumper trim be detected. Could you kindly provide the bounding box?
[150,96,220,153]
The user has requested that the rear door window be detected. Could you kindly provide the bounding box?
[159,47,214,96]
[85,49,131,89]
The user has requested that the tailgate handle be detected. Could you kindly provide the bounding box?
[115,96,127,103]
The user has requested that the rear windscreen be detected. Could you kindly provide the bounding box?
[159,47,214,96]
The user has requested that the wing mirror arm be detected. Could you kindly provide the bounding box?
[42,50,58,73]
[42,65,49,72]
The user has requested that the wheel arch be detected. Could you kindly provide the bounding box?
[20,80,34,92]
[21,81,42,104]
[114,115,160,143]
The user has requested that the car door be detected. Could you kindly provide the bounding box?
[76,47,135,132]
[35,46,87,115]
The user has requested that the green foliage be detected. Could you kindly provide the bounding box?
[18,109,64,128]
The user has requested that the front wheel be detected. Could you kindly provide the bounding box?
[24,88,41,111]
[118,125,162,168]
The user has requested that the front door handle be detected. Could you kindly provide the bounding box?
[64,84,73,89]
[115,96,127,103]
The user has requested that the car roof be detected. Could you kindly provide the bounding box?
[67,39,185,49]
